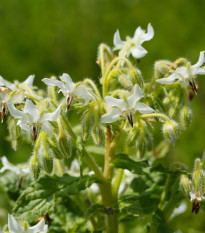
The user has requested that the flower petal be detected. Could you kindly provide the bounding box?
[7,103,26,119]
[131,45,148,59]
[27,218,48,233]
[40,104,61,122]
[8,214,24,233]
[143,23,154,42]
[191,51,205,68]
[113,29,124,48]
[42,78,65,90]
[156,73,179,84]
[41,121,53,138]
[23,75,35,86]
[127,84,144,108]
[133,26,143,42]
[101,108,121,123]
[60,73,75,90]
[24,100,40,123]
[134,102,155,114]
[105,96,125,109]
[195,68,205,75]
[0,76,6,86]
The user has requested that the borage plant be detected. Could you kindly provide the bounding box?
[1,23,205,233]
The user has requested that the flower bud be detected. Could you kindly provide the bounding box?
[91,124,103,145]
[192,158,205,193]
[163,120,178,145]
[180,175,191,196]
[30,156,41,180]
[154,60,172,75]
[127,125,140,146]
[47,138,63,159]
[136,138,146,159]
[59,132,71,158]
[7,117,22,150]
[42,151,53,174]
[180,106,192,129]
[118,72,132,89]
[129,68,143,88]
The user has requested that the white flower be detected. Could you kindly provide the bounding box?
[0,87,25,122]
[42,73,94,110]
[101,84,155,127]
[157,51,205,92]
[7,99,61,140]
[114,23,154,60]
[8,214,48,233]
[0,156,30,176]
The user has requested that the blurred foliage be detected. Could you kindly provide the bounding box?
[0,0,205,232]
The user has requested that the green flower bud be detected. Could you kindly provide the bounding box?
[97,44,113,64]
[42,151,53,174]
[129,68,143,88]
[136,138,146,159]
[30,156,41,180]
[180,175,191,196]
[127,125,140,146]
[163,120,178,145]
[154,60,172,75]
[118,72,132,89]
[91,124,103,145]
[192,158,205,193]
[59,132,71,158]
[180,106,192,129]
[47,138,63,159]
[7,117,22,150]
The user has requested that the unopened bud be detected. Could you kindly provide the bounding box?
[192,158,204,193]
[97,44,113,64]
[42,152,53,174]
[136,138,146,159]
[180,175,191,196]
[30,156,41,180]
[118,72,132,89]
[155,60,172,74]
[163,120,178,145]
[47,138,63,159]
[129,68,143,88]
[91,124,102,145]
[59,133,71,158]
[127,125,140,146]
[180,106,192,129]
[8,117,22,150]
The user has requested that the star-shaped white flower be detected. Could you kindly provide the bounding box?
[0,156,30,176]
[114,23,154,60]
[101,84,155,127]
[0,87,25,122]
[8,214,48,233]
[42,73,94,110]
[7,99,61,140]
[157,51,205,92]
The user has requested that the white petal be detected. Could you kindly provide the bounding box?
[10,90,25,104]
[191,51,205,68]
[105,96,125,109]
[75,86,94,105]
[113,30,124,48]
[8,214,24,233]
[19,121,31,133]
[60,73,75,90]
[133,26,143,42]
[195,68,205,75]
[127,84,144,108]
[24,100,40,123]
[41,121,53,138]
[42,78,65,90]
[27,218,47,233]
[101,108,121,123]
[0,75,6,86]
[7,103,26,119]
[40,104,61,122]
[23,75,35,86]
[156,73,179,84]
[134,102,155,114]
[131,45,148,59]
[143,23,154,42]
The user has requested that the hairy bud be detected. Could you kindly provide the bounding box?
[30,156,41,180]
[163,120,178,145]
[180,106,192,129]
[59,132,71,158]
[180,175,191,197]
[129,68,143,88]
[7,117,22,150]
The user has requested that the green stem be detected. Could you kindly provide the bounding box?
[25,93,40,103]
[112,169,124,202]
[140,113,170,122]
[83,78,102,101]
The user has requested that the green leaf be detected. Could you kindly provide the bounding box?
[110,154,149,174]
[13,174,99,219]
[85,204,104,221]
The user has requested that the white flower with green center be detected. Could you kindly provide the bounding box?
[114,23,154,60]
[42,73,94,110]
[0,87,25,122]
[157,51,205,93]
[0,156,30,176]
[7,99,61,140]
[8,214,48,233]
[101,84,155,127]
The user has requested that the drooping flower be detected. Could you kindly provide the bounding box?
[8,214,48,233]
[0,156,30,176]
[101,84,155,127]
[42,73,94,110]
[7,99,61,140]
[113,23,154,60]
[0,87,25,122]
[157,51,205,93]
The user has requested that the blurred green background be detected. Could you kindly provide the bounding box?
[0,0,205,232]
